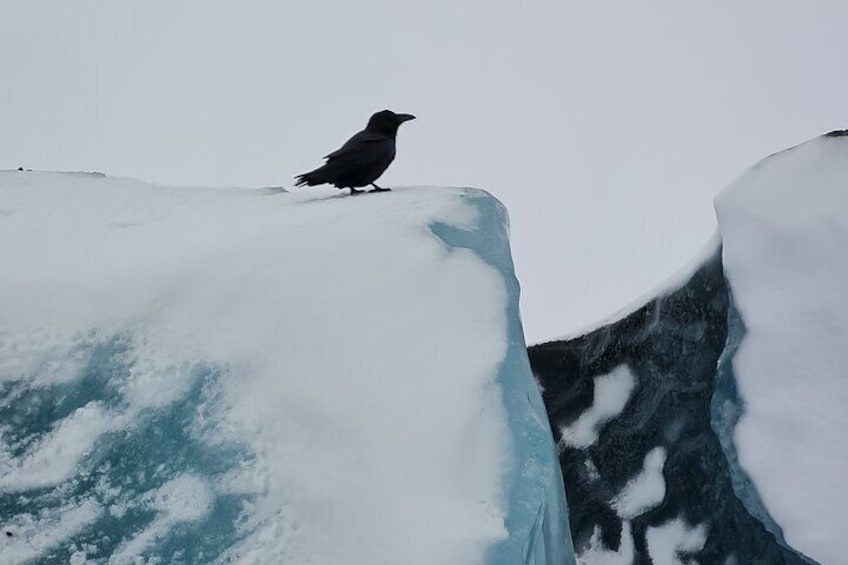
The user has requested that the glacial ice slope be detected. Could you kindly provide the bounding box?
[529,131,848,564]
[530,247,809,564]
[0,173,572,564]
[715,131,848,564]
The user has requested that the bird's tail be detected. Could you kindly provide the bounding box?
[294,167,328,187]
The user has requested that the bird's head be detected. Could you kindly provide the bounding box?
[366,110,416,137]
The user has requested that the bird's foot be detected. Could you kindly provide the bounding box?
[369,184,391,193]
[349,188,365,195]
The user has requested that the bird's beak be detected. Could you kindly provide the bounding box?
[397,113,416,123]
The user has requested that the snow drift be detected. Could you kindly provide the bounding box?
[0,174,573,564]
[529,131,848,565]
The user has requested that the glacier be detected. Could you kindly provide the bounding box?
[529,131,848,565]
[0,173,574,564]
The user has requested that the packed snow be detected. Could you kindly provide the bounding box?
[0,172,567,563]
[715,132,848,563]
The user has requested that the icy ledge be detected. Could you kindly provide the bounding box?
[0,174,574,564]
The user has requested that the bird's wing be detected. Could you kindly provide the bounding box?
[296,131,395,187]
[324,131,388,161]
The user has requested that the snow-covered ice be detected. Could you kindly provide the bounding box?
[531,132,848,563]
[109,474,213,562]
[715,132,848,564]
[0,172,572,564]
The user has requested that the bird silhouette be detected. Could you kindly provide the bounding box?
[295,110,416,194]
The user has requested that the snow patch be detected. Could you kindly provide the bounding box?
[1,500,101,563]
[611,447,667,519]
[0,403,116,492]
[576,521,634,565]
[646,517,708,565]
[560,364,636,448]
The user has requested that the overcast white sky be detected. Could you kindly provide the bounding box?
[2,1,846,342]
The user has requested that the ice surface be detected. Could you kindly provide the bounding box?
[715,132,848,564]
[0,172,573,564]
[531,131,848,564]
[530,237,811,562]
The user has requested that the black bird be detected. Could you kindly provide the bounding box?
[295,110,416,194]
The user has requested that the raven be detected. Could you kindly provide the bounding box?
[295,110,416,194]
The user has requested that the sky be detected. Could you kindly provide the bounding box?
[2,1,847,342]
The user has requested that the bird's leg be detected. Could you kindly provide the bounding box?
[349,187,365,195]
[369,183,391,193]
